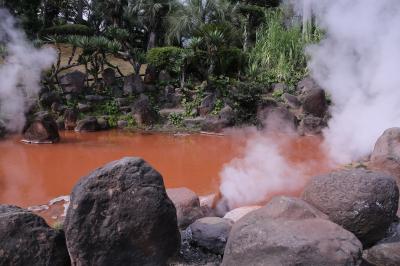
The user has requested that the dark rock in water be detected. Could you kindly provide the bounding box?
[257,104,297,132]
[131,94,158,126]
[63,108,78,130]
[167,187,204,229]
[97,117,109,130]
[198,93,216,116]
[190,217,233,255]
[56,117,65,131]
[370,128,400,187]
[223,201,362,266]
[64,157,180,266]
[302,169,399,247]
[298,114,326,135]
[0,205,70,266]
[363,242,400,266]
[75,117,101,132]
[23,112,60,144]
[102,68,116,87]
[117,120,128,129]
[59,71,86,94]
[123,74,144,95]
[301,88,328,117]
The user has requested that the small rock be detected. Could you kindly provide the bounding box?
[283,93,301,108]
[123,74,144,95]
[56,117,65,130]
[77,102,91,112]
[198,93,216,116]
[63,108,78,130]
[102,68,116,87]
[298,114,326,135]
[117,120,128,129]
[97,117,109,130]
[75,117,101,132]
[301,88,328,117]
[0,119,7,138]
[363,242,400,266]
[190,217,234,255]
[131,94,158,126]
[167,187,204,229]
[219,105,235,125]
[85,95,106,102]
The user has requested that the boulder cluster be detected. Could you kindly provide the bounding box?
[2,128,400,265]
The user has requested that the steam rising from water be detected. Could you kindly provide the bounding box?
[220,0,400,209]
[0,9,56,132]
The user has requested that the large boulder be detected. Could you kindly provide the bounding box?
[363,242,400,266]
[23,112,60,144]
[222,197,363,266]
[64,157,180,265]
[302,169,399,247]
[300,88,328,117]
[123,74,144,95]
[102,68,116,87]
[0,205,70,266]
[223,206,261,222]
[131,94,158,127]
[59,71,86,94]
[75,116,101,132]
[370,128,400,184]
[198,93,216,116]
[189,217,233,255]
[63,108,78,130]
[167,187,204,229]
[298,114,326,135]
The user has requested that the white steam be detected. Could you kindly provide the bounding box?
[219,0,400,208]
[302,0,400,163]
[0,9,56,132]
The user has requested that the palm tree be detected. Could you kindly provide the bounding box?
[126,0,177,50]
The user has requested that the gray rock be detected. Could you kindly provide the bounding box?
[298,114,326,135]
[198,93,216,116]
[167,188,204,229]
[0,205,70,266]
[302,169,399,247]
[75,117,101,132]
[283,93,301,108]
[59,71,86,94]
[190,217,233,255]
[85,95,106,102]
[301,88,328,117]
[97,117,109,130]
[23,112,60,144]
[63,108,78,130]
[219,105,235,125]
[131,94,158,126]
[201,118,230,132]
[158,70,172,82]
[64,157,180,266]
[184,117,207,129]
[117,120,128,129]
[223,205,362,266]
[77,102,91,112]
[257,104,297,132]
[363,242,400,266]
[56,117,65,130]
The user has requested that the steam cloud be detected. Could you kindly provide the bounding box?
[219,0,400,209]
[0,9,56,132]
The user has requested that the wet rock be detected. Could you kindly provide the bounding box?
[97,117,109,130]
[0,119,6,138]
[123,74,144,95]
[298,114,326,135]
[283,93,301,109]
[370,128,400,185]
[56,117,65,130]
[131,94,158,126]
[201,118,230,132]
[219,105,235,125]
[59,71,86,94]
[184,117,206,129]
[302,169,399,247]
[23,112,60,144]
[0,205,70,266]
[223,205,363,266]
[190,217,233,255]
[167,187,204,229]
[75,117,101,132]
[102,68,116,87]
[301,88,328,117]
[198,93,216,116]
[63,108,78,130]
[363,242,400,266]
[257,104,297,132]
[158,70,172,82]
[64,157,180,266]
[223,206,261,223]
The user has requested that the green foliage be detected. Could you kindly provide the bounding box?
[182,83,205,117]
[42,24,94,36]
[215,48,246,76]
[168,112,185,127]
[146,46,187,75]
[272,88,284,99]
[248,9,322,86]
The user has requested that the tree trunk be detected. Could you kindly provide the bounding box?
[146,31,157,51]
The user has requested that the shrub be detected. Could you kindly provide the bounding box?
[168,113,185,127]
[41,24,94,36]
[146,47,187,75]
[215,48,246,76]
